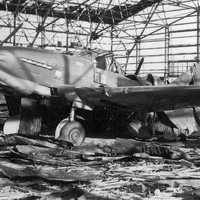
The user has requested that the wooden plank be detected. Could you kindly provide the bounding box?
[0,160,102,182]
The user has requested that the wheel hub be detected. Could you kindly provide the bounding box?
[55,119,85,146]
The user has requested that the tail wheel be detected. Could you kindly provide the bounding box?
[55,119,85,146]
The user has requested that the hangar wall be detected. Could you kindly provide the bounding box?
[0,0,199,78]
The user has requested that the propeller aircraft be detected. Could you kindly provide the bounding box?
[0,46,200,145]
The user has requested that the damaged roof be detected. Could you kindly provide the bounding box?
[0,0,162,25]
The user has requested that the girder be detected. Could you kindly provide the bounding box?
[0,0,162,25]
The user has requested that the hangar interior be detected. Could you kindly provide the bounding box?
[1,1,200,199]
[0,0,199,78]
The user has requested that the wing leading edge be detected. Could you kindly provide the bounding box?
[2,80,200,113]
[75,85,200,112]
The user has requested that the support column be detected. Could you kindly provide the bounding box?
[164,25,170,81]
[13,12,17,46]
[110,26,114,71]
[135,36,141,67]
[66,18,69,51]
[110,26,114,53]
[197,6,200,63]
[41,17,45,48]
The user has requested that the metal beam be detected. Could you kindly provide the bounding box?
[197,6,200,63]
[0,21,24,45]
[0,0,163,25]
[124,1,160,72]
[29,0,56,47]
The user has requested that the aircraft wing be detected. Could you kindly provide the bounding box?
[75,85,200,112]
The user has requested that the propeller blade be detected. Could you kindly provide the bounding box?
[135,57,144,76]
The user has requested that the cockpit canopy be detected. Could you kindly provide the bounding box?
[67,47,123,74]
[95,53,122,74]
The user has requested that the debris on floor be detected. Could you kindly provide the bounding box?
[0,134,200,199]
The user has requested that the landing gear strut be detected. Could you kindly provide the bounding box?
[55,106,85,146]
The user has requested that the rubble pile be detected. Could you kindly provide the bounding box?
[0,134,199,199]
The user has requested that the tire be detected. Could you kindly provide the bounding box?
[56,120,85,146]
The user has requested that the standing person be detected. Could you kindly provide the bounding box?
[191,56,200,85]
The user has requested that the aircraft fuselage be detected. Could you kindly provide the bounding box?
[0,47,139,98]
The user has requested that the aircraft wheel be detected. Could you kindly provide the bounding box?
[55,119,85,146]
